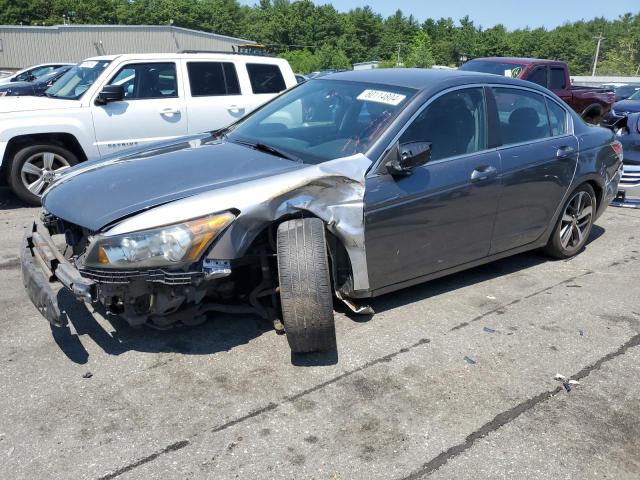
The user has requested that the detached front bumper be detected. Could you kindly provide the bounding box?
[21,221,96,327]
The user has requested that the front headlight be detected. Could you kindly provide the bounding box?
[84,212,235,269]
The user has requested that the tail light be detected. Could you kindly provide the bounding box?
[611,140,623,162]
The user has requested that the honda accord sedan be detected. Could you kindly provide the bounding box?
[21,69,623,354]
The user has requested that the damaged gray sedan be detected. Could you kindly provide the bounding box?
[22,69,622,353]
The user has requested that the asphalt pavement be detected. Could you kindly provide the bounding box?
[0,186,639,480]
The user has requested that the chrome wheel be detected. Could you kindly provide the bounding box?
[20,151,70,196]
[559,190,594,249]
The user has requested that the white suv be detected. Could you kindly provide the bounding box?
[0,52,297,204]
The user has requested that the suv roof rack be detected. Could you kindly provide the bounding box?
[178,49,238,54]
[177,49,275,57]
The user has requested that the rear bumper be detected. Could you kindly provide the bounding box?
[21,221,96,326]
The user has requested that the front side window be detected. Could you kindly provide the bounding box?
[108,63,178,100]
[400,88,487,161]
[493,87,551,144]
[550,67,566,89]
[246,63,286,94]
[187,62,240,96]
[226,79,416,164]
[527,67,548,88]
[46,60,111,99]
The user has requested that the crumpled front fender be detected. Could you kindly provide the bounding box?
[106,154,373,293]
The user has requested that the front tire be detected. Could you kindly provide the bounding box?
[276,218,336,353]
[544,184,596,259]
[8,144,78,206]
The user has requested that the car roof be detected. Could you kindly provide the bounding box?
[316,68,550,93]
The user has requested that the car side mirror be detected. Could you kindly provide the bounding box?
[95,85,125,105]
[386,141,432,176]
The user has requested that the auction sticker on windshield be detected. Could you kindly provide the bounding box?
[357,89,406,106]
[79,61,98,69]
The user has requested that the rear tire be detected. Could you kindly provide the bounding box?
[544,183,596,259]
[277,218,336,353]
[8,144,78,206]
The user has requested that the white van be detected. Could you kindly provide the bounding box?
[0,52,297,204]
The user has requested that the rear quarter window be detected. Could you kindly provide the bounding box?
[187,62,240,96]
[246,63,286,94]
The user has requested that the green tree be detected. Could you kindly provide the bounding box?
[406,31,434,68]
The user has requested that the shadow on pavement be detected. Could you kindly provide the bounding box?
[0,187,30,211]
[51,288,273,365]
[364,224,606,316]
[49,225,606,366]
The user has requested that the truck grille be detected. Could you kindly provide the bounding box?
[80,268,202,285]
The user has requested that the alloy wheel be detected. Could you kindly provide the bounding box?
[559,190,594,249]
[20,151,70,196]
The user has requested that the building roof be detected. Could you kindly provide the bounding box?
[0,24,256,68]
[0,24,254,45]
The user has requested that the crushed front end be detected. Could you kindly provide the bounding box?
[21,210,279,329]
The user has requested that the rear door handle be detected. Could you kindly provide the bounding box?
[556,145,575,159]
[470,165,498,182]
[160,108,180,116]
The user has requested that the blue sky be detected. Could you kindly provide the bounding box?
[238,0,638,30]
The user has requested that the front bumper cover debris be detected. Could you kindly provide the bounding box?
[21,221,96,327]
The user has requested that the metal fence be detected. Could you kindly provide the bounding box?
[571,75,640,86]
[0,24,254,69]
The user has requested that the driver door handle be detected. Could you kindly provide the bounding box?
[160,108,180,116]
[470,165,498,182]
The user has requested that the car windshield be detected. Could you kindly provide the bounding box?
[628,89,640,101]
[37,67,70,83]
[46,60,111,99]
[225,79,416,164]
[459,60,526,78]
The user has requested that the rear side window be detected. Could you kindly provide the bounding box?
[546,98,568,136]
[187,62,240,96]
[527,67,548,88]
[493,87,551,145]
[550,67,567,89]
[247,63,286,94]
[401,88,487,161]
[108,63,178,99]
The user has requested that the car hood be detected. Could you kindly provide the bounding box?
[613,99,640,114]
[42,135,306,231]
[0,81,36,95]
[0,95,81,113]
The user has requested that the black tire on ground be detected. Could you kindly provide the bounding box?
[276,217,336,353]
[544,183,596,259]
[8,144,79,206]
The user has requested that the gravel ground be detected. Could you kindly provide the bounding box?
[0,186,639,480]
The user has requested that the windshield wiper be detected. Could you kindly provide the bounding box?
[211,126,230,139]
[231,138,302,163]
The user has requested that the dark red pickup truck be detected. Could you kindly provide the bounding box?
[460,57,615,124]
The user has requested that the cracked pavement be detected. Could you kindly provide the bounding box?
[1,187,639,479]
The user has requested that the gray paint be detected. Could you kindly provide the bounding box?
[39,69,622,301]
[0,25,254,69]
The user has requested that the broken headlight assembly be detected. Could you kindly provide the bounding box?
[84,212,236,269]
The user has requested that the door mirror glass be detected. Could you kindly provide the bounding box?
[386,141,432,176]
[95,84,125,105]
